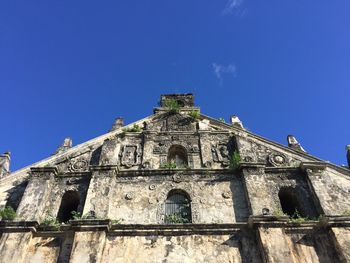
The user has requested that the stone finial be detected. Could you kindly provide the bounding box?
[346,145,350,168]
[287,135,306,152]
[230,115,244,129]
[0,151,11,178]
[54,137,72,154]
[110,117,124,131]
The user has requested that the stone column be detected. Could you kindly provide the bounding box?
[16,167,57,221]
[240,163,274,216]
[82,166,117,218]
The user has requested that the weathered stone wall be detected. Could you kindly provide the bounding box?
[101,234,256,263]
[24,236,61,263]
[109,174,249,224]
[306,168,350,215]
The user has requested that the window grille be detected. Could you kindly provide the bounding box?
[165,192,191,223]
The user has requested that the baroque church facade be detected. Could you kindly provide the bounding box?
[0,93,349,262]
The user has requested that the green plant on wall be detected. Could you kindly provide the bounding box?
[342,210,350,216]
[0,206,16,221]
[273,209,288,217]
[165,213,190,224]
[160,162,177,169]
[189,110,200,120]
[71,211,87,220]
[229,151,241,171]
[163,99,181,113]
[41,214,61,230]
[122,124,142,133]
[111,218,124,224]
[218,117,225,123]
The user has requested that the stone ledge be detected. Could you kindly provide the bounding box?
[2,218,350,234]
[118,169,235,177]
[0,220,38,233]
[68,219,111,231]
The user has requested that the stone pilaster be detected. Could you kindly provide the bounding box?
[16,167,57,221]
[241,163,274,216]
[257,227,293,263]
[69,231,106,263]
[329,227,350,262]
[198,131,212,168]
[301,162,326,215]
[82,166,117,218]
[0,232,33,263]
[142,131,155,169]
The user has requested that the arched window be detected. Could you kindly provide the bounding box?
[165,190,191,224]
[278,187,305,218]
[57,191,80,223]
[167,145,188,168]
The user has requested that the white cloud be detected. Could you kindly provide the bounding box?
[222,0,243,15]
[212,63,237,83]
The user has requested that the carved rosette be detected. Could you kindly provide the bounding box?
[268,153,287,167]
[172,173,183,183]
[69,158,89,172]
[125,193,134,200]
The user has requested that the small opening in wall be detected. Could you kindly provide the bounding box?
[57,191,80,223]
[278,187,305,218]
[167,145,188,168]
[165,189,192,224]
[5,181,28,212]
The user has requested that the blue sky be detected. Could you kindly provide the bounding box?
[1,0,349,171]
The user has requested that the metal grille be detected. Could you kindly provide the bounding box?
[165,193,191,223]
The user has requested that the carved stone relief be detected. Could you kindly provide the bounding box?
[69,158,89,172]
[240,139,302,167]
[268,153,287,167]
[211,144,230,166]
[119,145,142,168]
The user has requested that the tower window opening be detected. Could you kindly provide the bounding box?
[278,188,305,218]
[57,191,80,223]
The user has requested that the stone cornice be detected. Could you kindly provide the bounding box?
[300,162,327,174]
[30,167,58,178]
[2,218,350,235]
